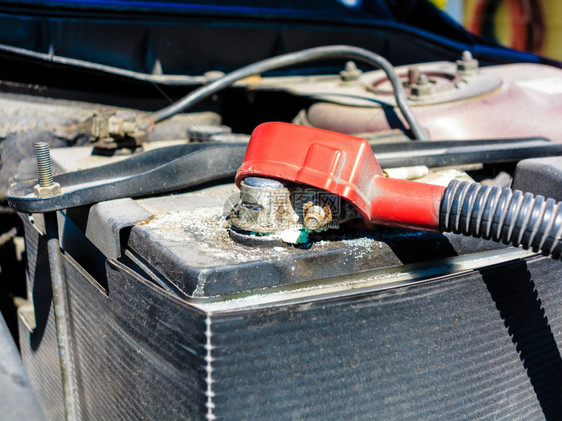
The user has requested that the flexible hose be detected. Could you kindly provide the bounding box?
[440,179,562,259]
[149,45,427,141]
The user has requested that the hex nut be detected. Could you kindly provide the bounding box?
[410,74,434,99]
[34,182,61,197]
[456,50,479,76]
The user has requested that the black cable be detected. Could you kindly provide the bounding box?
[149,45,428,141]
[440,179,562,260]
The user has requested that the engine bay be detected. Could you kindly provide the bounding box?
[1,15,562,417]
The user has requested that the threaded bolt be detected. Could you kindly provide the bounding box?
[456,50,479,76]
[340,61,362,82]
[303,204,327,230]
[462,50,473,62]
[33,142,61,197]
[34,142,54,187]
[408,67,420,86]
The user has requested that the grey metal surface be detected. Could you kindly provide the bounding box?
[249,60,501,108]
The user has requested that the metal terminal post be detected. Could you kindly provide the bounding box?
[34,142,79,421]
[229,175,360,243]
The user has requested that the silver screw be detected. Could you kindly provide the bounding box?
[34,142,54,187]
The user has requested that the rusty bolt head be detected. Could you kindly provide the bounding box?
[304,206,325,230]
[34,182,61,197]
[303,202,332,230]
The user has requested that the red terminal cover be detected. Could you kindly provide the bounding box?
[236,122,445,231]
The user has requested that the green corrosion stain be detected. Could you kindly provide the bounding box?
[295,229,310,244]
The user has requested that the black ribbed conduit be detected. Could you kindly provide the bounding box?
[440,179,562,259]
[150,45,427,141]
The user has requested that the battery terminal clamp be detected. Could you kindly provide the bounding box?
[233,122,562,260]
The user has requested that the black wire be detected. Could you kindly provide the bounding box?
[149,45,427,141]
[440,179,562,260]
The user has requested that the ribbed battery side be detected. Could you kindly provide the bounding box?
[19,217,210,420]
[20,211,562,420]
[209,255,562,420]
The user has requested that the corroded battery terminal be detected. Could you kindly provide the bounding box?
[229,176,360,244]
[229,122,562,259]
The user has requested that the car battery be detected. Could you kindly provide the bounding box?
[17,144,562,420]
